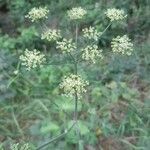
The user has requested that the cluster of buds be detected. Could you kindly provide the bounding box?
[82,26,101,41]
[82,45,103,63]
[105,8,127,22]
[19,49,46,70]
[41,29,61,42]
[67,7,87,20]
[10,143,30,150]
[60,74,89,98]
[111,35,133,56]
[56,38,76,53]
[25,7,49,22]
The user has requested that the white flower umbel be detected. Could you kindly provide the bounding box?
[10,143,30,150]
[41,29,61,42]
[82,26,101,41]
[105,8,127,22]
[19,49,46,70]
[56,38,76,53]
[82,45,103,63]
[25,7,49,22]
[111,35,133,55]
[67,7,87,20]
[60,74,89,98]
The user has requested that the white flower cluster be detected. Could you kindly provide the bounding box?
[67,7,87,20]
[25,7,49,22]
[82,26,101,41]
[56,38,76,53]
[10,143,30,150]
[41,29,61,42]
[19,49,46,70]
[111,35,133,55]
[82,45,103,63]
[60,74,89,98]
[105,8,127,22]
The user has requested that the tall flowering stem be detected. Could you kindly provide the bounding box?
[19,6,133,150]
[74,23,79,123]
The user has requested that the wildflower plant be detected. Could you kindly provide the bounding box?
[17,6,133,149]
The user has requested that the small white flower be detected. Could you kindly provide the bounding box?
[60,74,89,98]
[20,49,46,70]
[111,35,133,55]
[41,29,61,42]
[25,7,49,22]
[105,8,127,22]
[67,7,87,20]
[10,143,19,150]
[88,108,96,115]
[82,26,101,41]
[82,45,103,63]
[56,38,76,53]
[10,143,30,150]
[64,129,68,133]
[13,70,19,75]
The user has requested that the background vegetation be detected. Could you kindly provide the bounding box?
[0,0,150,149]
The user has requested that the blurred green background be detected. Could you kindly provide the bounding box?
[0,0,150,150]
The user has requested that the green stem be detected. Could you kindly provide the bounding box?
[74,89,78,121]
[74,61,78,75]
[99,22,111,39]
[75,23,78,46]
[11,108,24,138]
[74,23,78,122]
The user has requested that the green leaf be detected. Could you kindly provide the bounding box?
[68,120,89,135]
[78,121,90,135]
[66,120,90,144]
[56,97,82,112]
[40,122,60,134]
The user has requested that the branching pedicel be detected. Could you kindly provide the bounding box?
[19,7,133,149]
